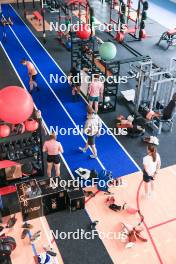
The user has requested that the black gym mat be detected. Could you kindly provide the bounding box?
[46,210,113,264]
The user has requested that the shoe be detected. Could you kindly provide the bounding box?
[43,245,57,256]
[90,154,97,159]
[89,220,99,230]
[30,230,41,241]
[30,232,41,242]
[125,242,135,249]
[21,229,29,239]
[30,234,40,242]
[135,232,148,242]
[79,147,86,153]
[46,250,57,257]
[6,215,17,228]
[22,223,33,229]
[34,230,41,235]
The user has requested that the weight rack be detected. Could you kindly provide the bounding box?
[0,118,44,187]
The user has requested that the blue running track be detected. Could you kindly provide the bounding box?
[1,4,140,178]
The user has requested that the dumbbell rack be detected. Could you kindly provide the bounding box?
[0,256,12,264]
[0,119,44,187]
[71,32,95,70]
[70,33,120,112]
[99,60,120,113]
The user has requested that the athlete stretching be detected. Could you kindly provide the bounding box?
[21,59,40,94]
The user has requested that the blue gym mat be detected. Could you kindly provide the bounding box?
[1,4,140,178]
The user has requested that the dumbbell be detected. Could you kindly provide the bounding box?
[0,243,12,256]
[1,143,7,153]
[7,151,16,161]
[24,148,33,157]
[32,145,40,154]
[35,135,41,143]
[142,11,147,20]
[121,3,126,14]
[140,21,145,30]
[120,14,125,24]
[22,138,27,148]
[8,142,15,153]
[26,138,32,146]
[13,140,19,150]
[143,1,149,11]
[16,149,24,159]
[2,237,16,251]
[32,161,41,170]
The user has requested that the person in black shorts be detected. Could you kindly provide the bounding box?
[43,133,64,177]
[79,107,102,159]
[21,59,40,94]
[143,145,161,198]
[162,93,176,120]
[68,63,81,101]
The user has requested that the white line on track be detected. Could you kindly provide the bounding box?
[5,22,105,169]
[10,3,141,172]
[0,41,83,264]
[0,40,95,261]
[0,41,75,181]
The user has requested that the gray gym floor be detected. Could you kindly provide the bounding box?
[0,1,176,263]
[8,0,176,168]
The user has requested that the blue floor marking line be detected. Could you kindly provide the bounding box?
[1,4,139,178]
[28,230,38,257]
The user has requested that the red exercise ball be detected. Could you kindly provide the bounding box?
[0,125,10,138]
[76,24,91,40]
[25,119,39,132]
[0,86,34,125]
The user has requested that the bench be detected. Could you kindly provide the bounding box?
[157,28,176,49]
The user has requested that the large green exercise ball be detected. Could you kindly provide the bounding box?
[99,42,117,61]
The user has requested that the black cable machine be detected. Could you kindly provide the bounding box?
[106,0,149,42]
[71,32,150,113]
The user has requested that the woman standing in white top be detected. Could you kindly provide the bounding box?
[143,145,161,197]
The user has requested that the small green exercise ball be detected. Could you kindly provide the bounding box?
[99,42,117,61]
